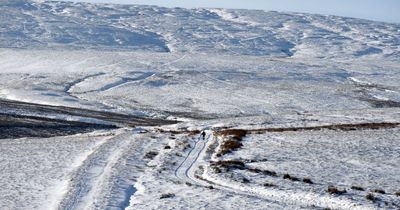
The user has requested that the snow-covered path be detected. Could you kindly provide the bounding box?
[57,130,161,210]
[58,131,132,210]
[174,132,211,184]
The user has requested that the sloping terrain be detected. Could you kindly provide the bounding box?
[0,0,399,58]
[0,1,399,210]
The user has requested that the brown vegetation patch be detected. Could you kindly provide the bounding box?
[160,193,175,199]
[218,140,243,156]
[283,173,300,182]
[217,129,247,138]
[210,159,279,179]
[241,177,251,183]
[351,186,365,191]
[243,158,268,163]
[210,160,246,172]
[251,122,399,133]
[366,193,376,202]
[372,189,386,194]
[327,186,347,195]
[188,130,201,135]
[263,182,276,187]
[302,177,314,184]
[216,129,247,156]
[144,151,158,159]
[156,128,201,135]
[248,168,278,177]
[212,122,399,138]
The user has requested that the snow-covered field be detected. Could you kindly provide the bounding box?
[1,0,399,209]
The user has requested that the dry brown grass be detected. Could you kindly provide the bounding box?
[144,151,158,159]
[251,122,399,133]
[241,177,251,183]
[244,158,269,163]
[351,186,365,191]
[218,140,243,156]
[366,193,376,201]
[160,193,175,199]
[283,173,300,182]
[156,128,200,135]
[216,129,247,156]
[210,160,246,172]
[248,168,278,177]
[217,129,247,138]
[327,186,347,195]
[188,130,201,135]
[263,182,276,187]
[212,123,399,142]
[372,189,386,194]
[302,177,314,184]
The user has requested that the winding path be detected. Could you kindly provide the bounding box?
[174,132,211,183]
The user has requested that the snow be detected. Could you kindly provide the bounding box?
[219,128,400,209]
[1,0,399,209]
[0,131,110,210]
[1,1,400,58]
[1,49,399,119]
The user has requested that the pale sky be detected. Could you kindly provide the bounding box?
[67,0,400,23]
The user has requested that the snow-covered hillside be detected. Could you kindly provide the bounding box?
[1,0,399,58]
[1,0,399,210]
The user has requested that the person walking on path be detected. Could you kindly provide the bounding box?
[201,131,206,140]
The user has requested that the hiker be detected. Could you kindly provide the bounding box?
[201,131,206,140]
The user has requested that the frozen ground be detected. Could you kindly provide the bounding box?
[218,127,400,209]
[1,49,399,119]
[0,130,111,210]
[0,0,399,209]
[1,0,399,59]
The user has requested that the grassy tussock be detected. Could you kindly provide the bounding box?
[351,186,365,191]
[216,129,247,156]
[327,186,347,195]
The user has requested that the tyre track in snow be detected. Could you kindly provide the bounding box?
[174,133,210,183]
[57,131,133,210]
[57,130,164,210]
[185,134,209,180]
[83,131,158,210]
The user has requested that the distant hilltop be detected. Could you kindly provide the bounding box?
[0,0,399,59]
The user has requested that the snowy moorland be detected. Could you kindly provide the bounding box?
[0,0,399,209]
